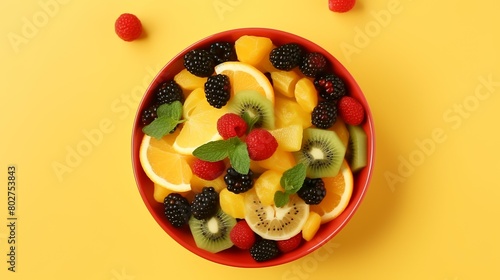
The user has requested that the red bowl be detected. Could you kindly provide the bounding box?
[131,28,375,268]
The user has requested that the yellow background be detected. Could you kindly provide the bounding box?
[1,0,499,279]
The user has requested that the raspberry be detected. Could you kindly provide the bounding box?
[299,52,328,78]
[191,159,226,181]
[277,233,303,253]
[297,178,326,205]
[164,193,191,227]
[314,73,346,101]
[224,167,254,194]
[338,96,365,125]
[245,129,278,161]
[311,101,337,129]
[155,80,184,105]
[204,74,231,108]
[209,42,237,64]
[140,103,158,126]
[217,113,248,139]
[269,43,304,71]
[328,0,356,13]
[183,49,216,77]
[114,13,142,42]
[229,220,256,250]
[250,239,280,262]
[191,187,219,220]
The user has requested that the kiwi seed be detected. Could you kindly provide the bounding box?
[295,128,346,178]
[228,90,275,129]
[188,209,236,253]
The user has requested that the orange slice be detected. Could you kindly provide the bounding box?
[139,132,193,192]
[214,61,274,104]
[309,161,353,223]
[173,88,228,154]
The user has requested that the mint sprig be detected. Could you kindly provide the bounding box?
[274,163,307,207]
[142,101,184,139]
[193,137,250,174]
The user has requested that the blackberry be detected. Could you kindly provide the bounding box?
[184,49,215,77]
[204,74,231,108]
[299,52,328,77]
[297,178,326,205]
[311,101,337,129]
[141,103,158,126]
[314,73,346,101]
[269,43,304,71]
[191,187,219,220]
[164,193,191,227]
[250,239,280,262]
[155,80,184,105]
[224,167,254,194]
[209,41,237,64]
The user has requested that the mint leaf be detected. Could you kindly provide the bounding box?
[280,162,307,193]
[273,163,307,207]
[142,101,184,139]
[142,116,179,139]
[193,137,251,174]
[228,140,250,174]
[193,140,232,162]
[157,101,183,120]
[274,191,289,208]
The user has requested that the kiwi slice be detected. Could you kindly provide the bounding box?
[244,192,309,241]
[188,209,236,253]
[294,128,346,178]
[228,90,275,129]
[346,125,367,173]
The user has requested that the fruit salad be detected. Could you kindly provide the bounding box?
[138,35,368,262]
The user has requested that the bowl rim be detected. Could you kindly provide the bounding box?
[131,27,375,268]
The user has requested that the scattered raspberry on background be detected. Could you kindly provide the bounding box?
[229,220,256,250]
[245,128,278,161]
[191,158,226,181]
[328,0,356,13]
[115,13,143,41]
[338,96,365,125]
